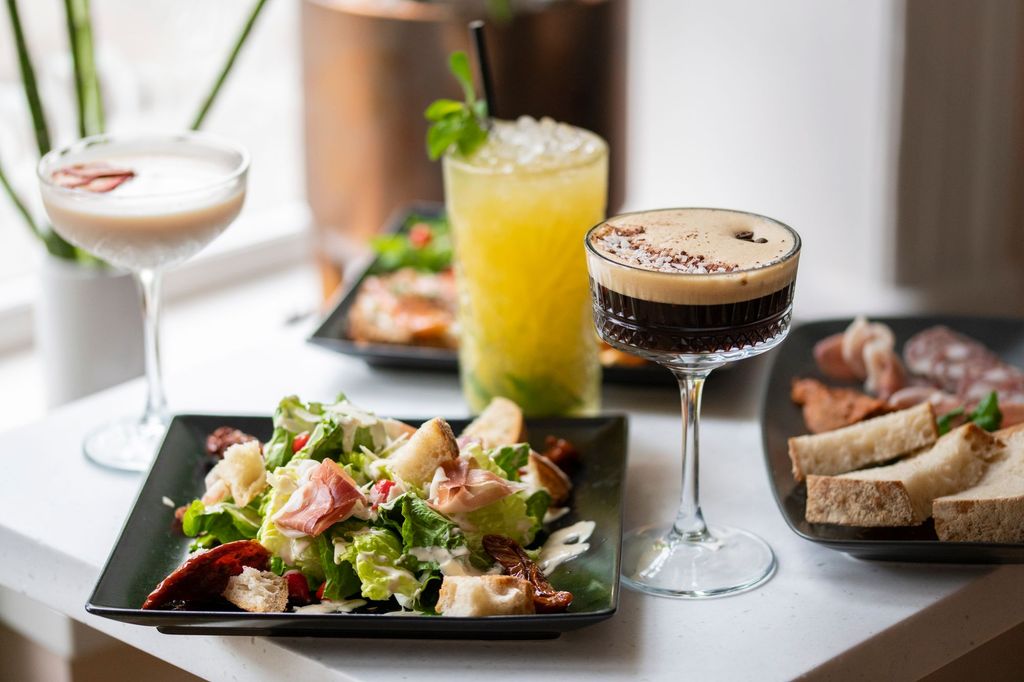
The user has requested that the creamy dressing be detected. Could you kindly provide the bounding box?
[408,545,483,577]
[543,506,570,524]
[538,520,596,575]
[293,599,366,614]
[358,551,419,593]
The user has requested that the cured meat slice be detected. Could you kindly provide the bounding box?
[904,326,1024,402]
[429,458,516,514]
[142,540,269,610]
[273,460,365,537]
[791,378,887,433]
[813,333,859,382]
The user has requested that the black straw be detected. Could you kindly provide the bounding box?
[469,20,497,120]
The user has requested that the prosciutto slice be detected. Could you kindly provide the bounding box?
[274,460,364,537]
[430,459,516,514]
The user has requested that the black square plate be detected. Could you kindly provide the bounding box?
[86,413,627,638]
[761,315,1024,562]
[307,202,673,386]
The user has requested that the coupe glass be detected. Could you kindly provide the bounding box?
[38,132,249,471]
[585,207,801,598]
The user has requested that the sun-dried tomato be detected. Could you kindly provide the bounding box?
[205,426,259,459]
[482,535,573,613]
[541,436,581,475]
[142,540,269,610]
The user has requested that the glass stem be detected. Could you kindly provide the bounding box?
[136,268,167,427]
[670,367,714,540]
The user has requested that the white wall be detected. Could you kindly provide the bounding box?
[626,0,907,317]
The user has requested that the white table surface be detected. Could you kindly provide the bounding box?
[1,327,1022,682]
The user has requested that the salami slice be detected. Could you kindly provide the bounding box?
[904,326,1024,407]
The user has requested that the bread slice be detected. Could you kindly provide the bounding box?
[386,417,459,486]
[524,451,572,505]
[222,566,288,613]
[788,402,937,481]
[805,423,1001,526]
[460,397,526,449]
[435,575,535,617]
[934,424,1024,542]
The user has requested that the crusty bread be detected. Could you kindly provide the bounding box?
[382,418,417,441]
[788,402,937,481]
[387,417,459,486]
[222,566,288,613]
[934,423,1024,542]
[435,575,535,617]
[524,451,572,505]
[805,423,1001,526]
[204,440,266,507]
[460,397,525,449]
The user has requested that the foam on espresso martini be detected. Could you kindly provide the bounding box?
[586,208,800,355]
[39,135,247,271]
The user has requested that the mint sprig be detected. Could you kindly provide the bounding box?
[425,51,489,160]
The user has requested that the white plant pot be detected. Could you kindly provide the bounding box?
[36,256,144,407]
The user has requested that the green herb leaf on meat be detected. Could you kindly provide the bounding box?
[969,391,1002,432]
[936,407,965,436]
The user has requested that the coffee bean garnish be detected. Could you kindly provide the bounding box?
[735,231,768,244]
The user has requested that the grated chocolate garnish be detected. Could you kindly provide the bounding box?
[592,224,738,274]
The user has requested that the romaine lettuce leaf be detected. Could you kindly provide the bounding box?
[489,443,530,481]
[315,534,361,600]
[458,492,537,547]
[342,528,422,603]
[181,499,260,547]
[263,395,326,470]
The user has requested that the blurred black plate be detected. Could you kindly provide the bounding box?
[308,202,673,386]
[87,413,627,638]
[761,315,1024,562]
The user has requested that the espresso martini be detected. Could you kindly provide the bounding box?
[584,207,801,598]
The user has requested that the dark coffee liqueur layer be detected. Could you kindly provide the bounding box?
[592,281,795,354]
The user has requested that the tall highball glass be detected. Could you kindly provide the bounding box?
[585,208,800,597]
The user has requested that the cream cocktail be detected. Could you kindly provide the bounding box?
[40,136,246,270]
[38,133,249,471]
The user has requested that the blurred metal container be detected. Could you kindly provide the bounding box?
[301,0,628,296]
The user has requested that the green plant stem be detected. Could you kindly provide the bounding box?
[190,0,270,130]
[63,0,104,137]
[0,156,42,242]
[5,0,52,156]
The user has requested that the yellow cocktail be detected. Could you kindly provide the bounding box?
[443,116,608,415]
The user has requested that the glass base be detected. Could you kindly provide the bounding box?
[621,523,776,599]
[83,416,168,472]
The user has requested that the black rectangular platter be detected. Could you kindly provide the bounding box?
[87,412,627,638]
[761,315,1024,562]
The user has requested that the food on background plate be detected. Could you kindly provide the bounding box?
[348,268,458,349]
[144,395,592,617]
[791,378,886,434]
[808,318,1024,431]
[787,402,938,481]
[805,423,1000,527]
[933,423,1024,543]
[791,316,1024,541]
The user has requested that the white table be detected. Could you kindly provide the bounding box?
[1,328,1022,681]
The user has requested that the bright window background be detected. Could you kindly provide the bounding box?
[0,0,303,281]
